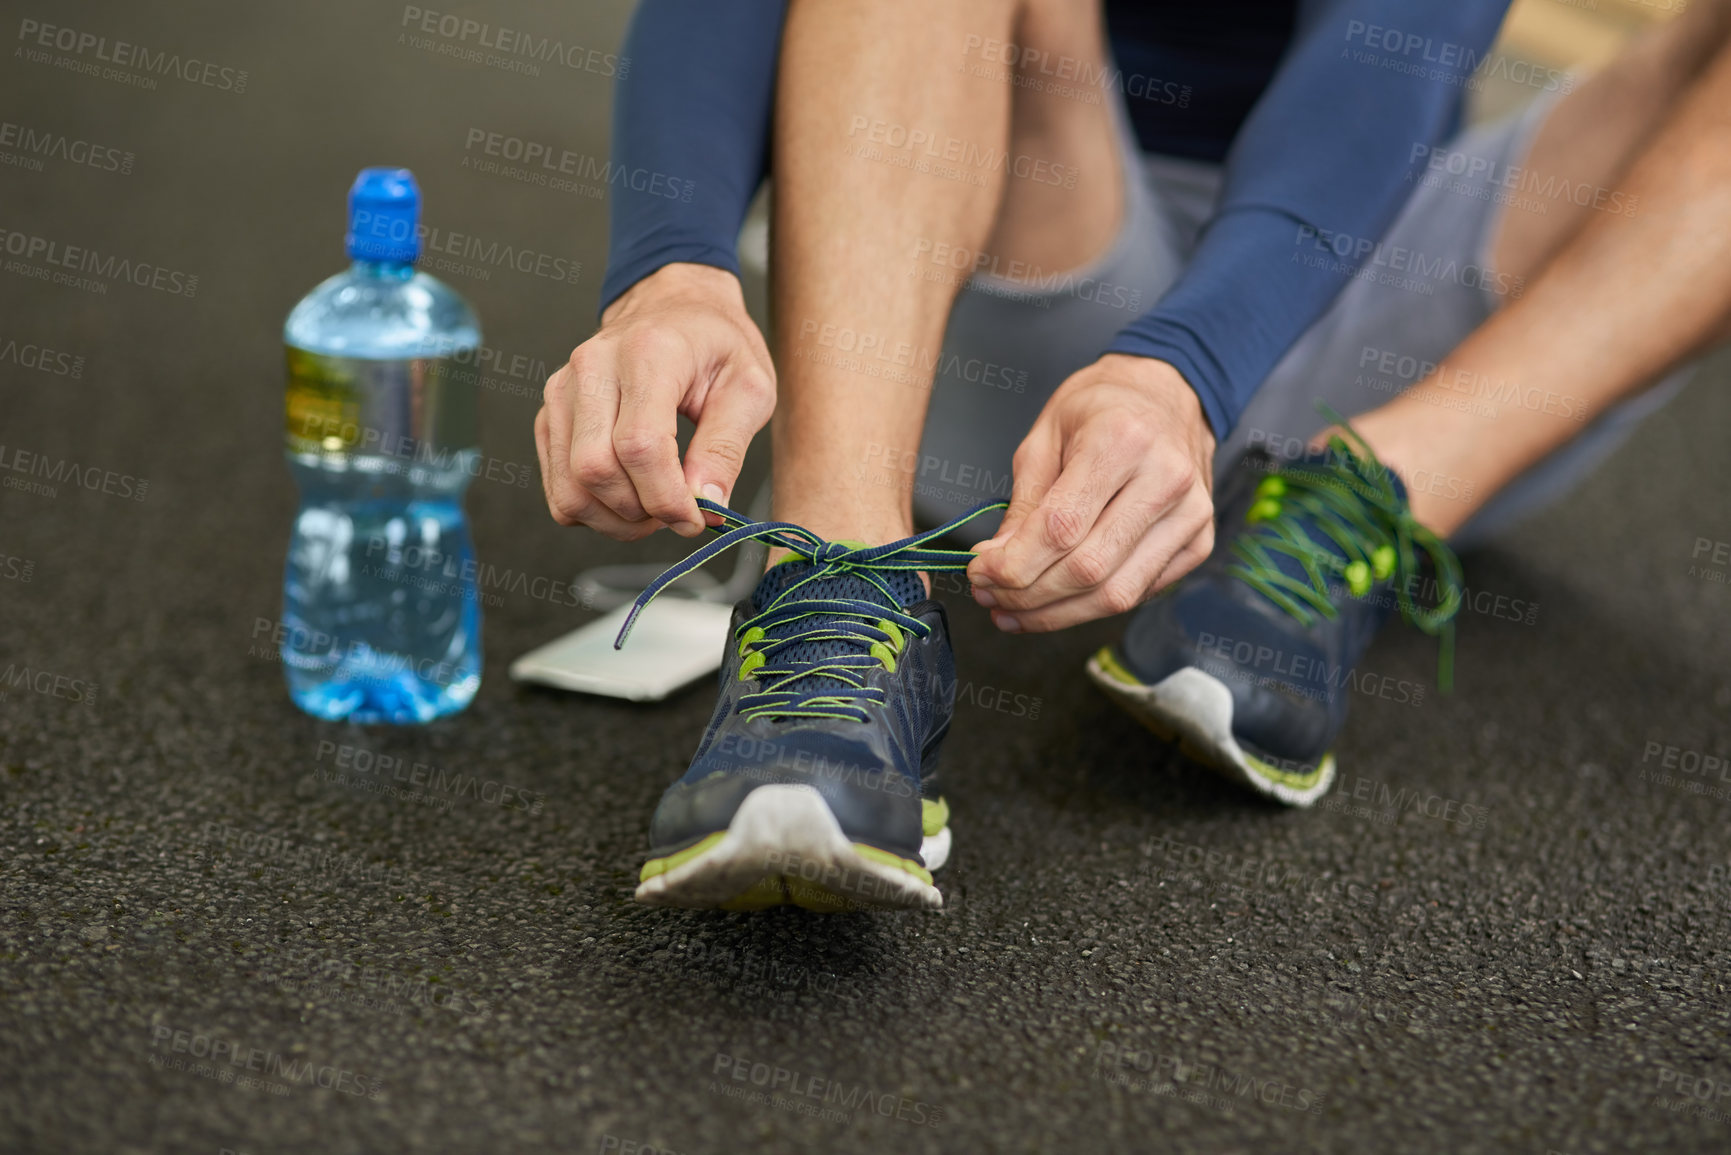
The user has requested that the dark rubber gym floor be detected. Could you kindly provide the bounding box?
[5,3,1731,1152]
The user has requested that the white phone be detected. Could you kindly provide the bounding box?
[511,479,769,702]
[508,597,735,702]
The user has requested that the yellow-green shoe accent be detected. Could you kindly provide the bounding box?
[640,831,727,884]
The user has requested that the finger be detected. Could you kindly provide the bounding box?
[541,377,661,539]
[1149,506,1215,593]
[550,484,665,542]
[539,373,587,526]
[534,406,559,521]
[565,362,652,525]
[614,346,705,537]
[980,474,1176,613]
[683,358,774,525]
[968,422,1059,584]
[992,492,1214,633]
[975,426,1138,593]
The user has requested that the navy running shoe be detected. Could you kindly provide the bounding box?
[617,498,1004,910]
[1087,424,1463,806]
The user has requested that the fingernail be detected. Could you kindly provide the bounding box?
[995,614,1021,634]
[700,483,726,505]
[974,588,997,609]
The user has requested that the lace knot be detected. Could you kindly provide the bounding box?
[810,541,858,567]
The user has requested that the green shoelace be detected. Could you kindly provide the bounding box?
[1224,416,1464,691]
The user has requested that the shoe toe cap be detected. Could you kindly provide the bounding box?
[650,732,923,857]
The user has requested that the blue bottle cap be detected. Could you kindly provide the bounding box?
[346,167,421,263]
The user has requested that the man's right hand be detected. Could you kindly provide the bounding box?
[535,262,776,540]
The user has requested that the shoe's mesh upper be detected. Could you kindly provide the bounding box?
[616,497,998,723]
[750,558,924,671]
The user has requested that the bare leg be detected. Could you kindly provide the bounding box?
[769,0,1121,558]
[1348,5,1731,537]
[1488,0,1731,282]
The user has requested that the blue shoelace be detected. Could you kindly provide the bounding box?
[616,498,1007,722]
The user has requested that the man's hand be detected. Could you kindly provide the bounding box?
[966,354,1216,632]
[535,262,775,540]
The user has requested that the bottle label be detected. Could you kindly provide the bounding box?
[285,347,479,462]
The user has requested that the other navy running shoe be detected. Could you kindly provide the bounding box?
[617,498,1004,910]
[1087,423,1462,806]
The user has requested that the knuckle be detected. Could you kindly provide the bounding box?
[696,433,750,471]
[1098,577,1144,617]
[641,493,688,522]
[1116,416,1156,449]
[612,429,665,467]
[1041,503,1088,552]
[621,325,685,368]
[738,368,775,404]
[562,346,602,390]
[548,494,589,527]
[1156,463,1200,505]
[994,559,1035,591]
[1064,545,1112,589]
[1192,520,1217,561]
[572,453,616,490]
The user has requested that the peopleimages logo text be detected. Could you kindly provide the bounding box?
[710,1052,945,1127]
[0,121,133,173]
[0,664,98,706]
[0,336,83,379]
[347,211,581,285]
[16,19,249,92]
[0,227,198,297]
[399,7,626,77]
[463,129,693,201]
[148,1025,382,1097]
[0,444,148,500]
[1342,20,1572,93]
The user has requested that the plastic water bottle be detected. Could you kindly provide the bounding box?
[279,167,484,724]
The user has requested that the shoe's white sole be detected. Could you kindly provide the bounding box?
[636,785,944,911]
[1086,653,1336,808]
[920,824,952,872]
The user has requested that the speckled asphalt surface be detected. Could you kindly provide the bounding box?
[4,3,1731,1153]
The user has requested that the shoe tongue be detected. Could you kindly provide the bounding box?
[749,550,924,670]
[751,551,923,615]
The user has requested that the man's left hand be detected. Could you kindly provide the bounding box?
[966,354,1217,632]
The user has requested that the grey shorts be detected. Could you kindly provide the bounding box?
[914,87,1689,547]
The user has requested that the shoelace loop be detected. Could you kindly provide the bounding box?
[617,499,1008,721]
[1225,413,1464,691]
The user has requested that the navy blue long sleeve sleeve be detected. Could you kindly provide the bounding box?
[1104,0,1512,437]
[599,0,787,314]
